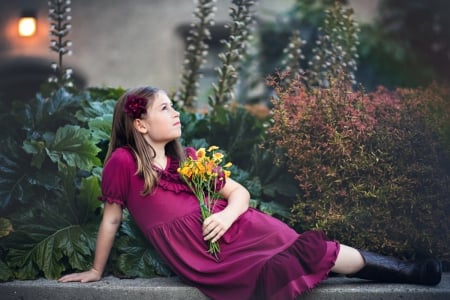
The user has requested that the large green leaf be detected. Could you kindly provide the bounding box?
[46,125,101,171]
[2,170,101,280]
[5,223,96,279]
[88,115,113,141]
[75,99,116,122]
[0,140,44,211]
[76,176,102,224]
[17,88,83,136]
[113,219,172,278]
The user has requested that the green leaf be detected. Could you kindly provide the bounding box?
[18,88,83,136]
[113,219,172,277]
[22,140,47,168]
[76,176,102,224]
[5,224,96,279]
[88,115,113,141]
[75,99,116,123]
[0,141,38,210]
[0,258,14,282]
[47,125,101,171]
[258,201,290,219]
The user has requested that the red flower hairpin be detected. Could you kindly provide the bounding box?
[124,95,148,119]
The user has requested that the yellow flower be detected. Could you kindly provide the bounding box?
[213,152,224,162]
[196,148,206,159]
[207,145,219,152]
[177,145,234,259]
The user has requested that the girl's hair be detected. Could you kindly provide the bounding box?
[105,86,184,195]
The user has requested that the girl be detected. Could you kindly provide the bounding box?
[58,86,441,299]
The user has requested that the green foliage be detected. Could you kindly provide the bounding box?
[267,74,450,261]
[1,172,100,279]
[1,0,295,283]
[6,0,449,283]
[0,87,168,281]
[258,0,447,92]
[111,215,172,278]
[367,0,450,85]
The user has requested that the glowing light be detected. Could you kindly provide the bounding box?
[18,17,37,37]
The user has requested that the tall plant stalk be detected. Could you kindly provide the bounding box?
[208,0,256,108]
[307,2,360,87]
[175,0,217,110]
[280,30,306,87]
[48,0,74,88]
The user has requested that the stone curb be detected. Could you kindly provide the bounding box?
[1,273,449,300]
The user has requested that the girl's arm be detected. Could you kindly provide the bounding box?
[58,202,123,283]
[202,177,250,243]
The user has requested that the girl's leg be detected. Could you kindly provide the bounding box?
[331,244,364,274]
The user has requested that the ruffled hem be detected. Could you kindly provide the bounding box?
[299,240,340,296]
[252,230,339,300]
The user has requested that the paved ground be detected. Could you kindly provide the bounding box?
[0,273,449,299]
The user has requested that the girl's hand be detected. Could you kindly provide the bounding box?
[58,268,102,283]
[202,211,234,243]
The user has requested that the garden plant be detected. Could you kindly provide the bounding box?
[0,0,449,282]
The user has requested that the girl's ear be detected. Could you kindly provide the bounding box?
[133,118,148,134]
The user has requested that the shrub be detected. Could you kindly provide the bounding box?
[267,74,450,261]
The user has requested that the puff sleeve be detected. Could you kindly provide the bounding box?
[98,148,135,208]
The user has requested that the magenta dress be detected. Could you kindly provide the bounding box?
[99,147,340,300]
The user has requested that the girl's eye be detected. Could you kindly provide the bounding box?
[162,103,174,110]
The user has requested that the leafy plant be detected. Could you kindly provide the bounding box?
[111,214,172,278]
[0,87,169,281]
[366,0,450,85]
[267,72,450,261]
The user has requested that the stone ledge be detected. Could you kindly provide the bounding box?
[0,273,449,300]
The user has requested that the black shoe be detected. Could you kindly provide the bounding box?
[347,250,442,286]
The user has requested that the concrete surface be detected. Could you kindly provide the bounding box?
[0,273,449,300]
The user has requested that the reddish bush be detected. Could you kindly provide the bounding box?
[267,75,450,261]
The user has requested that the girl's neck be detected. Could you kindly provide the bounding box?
[153,156,167,170]
[152,145,167,170]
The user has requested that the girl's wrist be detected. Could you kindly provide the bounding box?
[91,267,102,276]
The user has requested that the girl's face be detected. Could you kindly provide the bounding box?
[139,91,181,146]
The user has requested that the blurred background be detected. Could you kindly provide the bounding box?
[0,0,377,102]
[0,0,449,105]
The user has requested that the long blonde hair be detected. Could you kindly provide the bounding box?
[105,86,184,195]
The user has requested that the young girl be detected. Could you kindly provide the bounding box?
[58,86,441,299]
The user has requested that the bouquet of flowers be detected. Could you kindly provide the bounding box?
[177,146,232,258]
